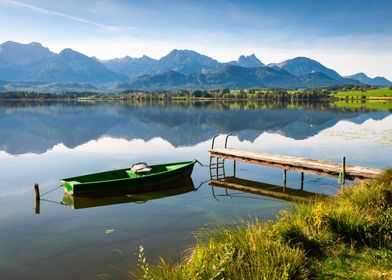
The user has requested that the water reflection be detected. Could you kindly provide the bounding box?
[61,178,196,210]
[0,101,389,155]
[0,101,390,280]
[209,176,326,202]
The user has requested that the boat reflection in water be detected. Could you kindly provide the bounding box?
[209,176,326,202]
[61,177,196,210]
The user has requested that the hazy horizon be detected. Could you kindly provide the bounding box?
[0,0,391,80]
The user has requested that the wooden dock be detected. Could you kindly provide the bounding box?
[209,148,383,181]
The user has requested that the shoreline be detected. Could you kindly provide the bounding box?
[132,169,392,279]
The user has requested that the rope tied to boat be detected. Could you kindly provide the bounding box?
[40,198,64,205]
[195,179,210,190]
[194,159,210,168]
[39,185,62,198]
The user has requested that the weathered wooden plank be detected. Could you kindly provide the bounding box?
[209,148,383,180]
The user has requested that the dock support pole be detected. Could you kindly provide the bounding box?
[233,160,236,177]
[283,170,287,192]
[301,172,304,190]
[35,198,40,215]
[342,156,346,185]
[34,183,40,214]
[34,183,40,200]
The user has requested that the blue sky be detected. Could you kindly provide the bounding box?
[0,0,391,79]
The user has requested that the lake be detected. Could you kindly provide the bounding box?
[0,101,391,280]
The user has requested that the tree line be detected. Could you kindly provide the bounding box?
[0,85,386,101]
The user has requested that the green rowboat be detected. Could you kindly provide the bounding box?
[61,160,196,195]
[62,177,195,209]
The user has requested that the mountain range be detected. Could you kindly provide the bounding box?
[0,41,390,92]
[344,73,392,87]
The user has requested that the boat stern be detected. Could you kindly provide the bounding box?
[61,180,81,195]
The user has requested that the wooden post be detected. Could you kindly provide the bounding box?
[233,160,236,177]
[342,156,346,185]
[34,183,40,200]
[34,183,40,215]
[300,172,304,190]
[283,170,287,192]
[35,198,40,215]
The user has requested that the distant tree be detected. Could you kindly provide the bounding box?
[222,88,230,94]
[191,90,202,98]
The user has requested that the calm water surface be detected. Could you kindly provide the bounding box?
[0,101,391,279]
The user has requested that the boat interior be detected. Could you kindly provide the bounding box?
[62,161,193,183]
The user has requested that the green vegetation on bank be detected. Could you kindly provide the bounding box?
[1,86,391,102]
[333,87,392,100]
[0,88,331,101]
[131,169,392,279]
[332,100,392,111]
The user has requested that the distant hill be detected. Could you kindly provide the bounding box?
[298,72,341,87]
[345,72,392,86]
[0,41,55,81]
[102,55,157,79]
[97,49,222,79]
[152,49,221,75]
[121,65,359,90]
[120,65,298,90]
[0,41,126,84]
[269,57,342,80]
[0,80,99,93]
[0,41,54,66]
[24,48,126,84]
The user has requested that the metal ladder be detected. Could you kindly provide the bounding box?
[209,134,231,180]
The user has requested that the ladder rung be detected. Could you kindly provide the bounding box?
[210,163,224,167]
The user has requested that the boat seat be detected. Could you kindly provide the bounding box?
[131,162,152,173]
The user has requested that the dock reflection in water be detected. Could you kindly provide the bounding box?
[61,177,196,210]
[209,176,326,202]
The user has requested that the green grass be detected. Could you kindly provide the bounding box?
[130,168,392,279]
[331,101,392,111]
[312,246,392,279]
[334,87,392,99]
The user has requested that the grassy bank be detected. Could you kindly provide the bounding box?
[333,87,392,100]
[131,169,392,279]
[332,100,392,111]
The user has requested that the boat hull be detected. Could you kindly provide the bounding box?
[61,161,195,195]
[62,177,195,209]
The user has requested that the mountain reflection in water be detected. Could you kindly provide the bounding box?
[0,101,390,280]
[0,101,389,155]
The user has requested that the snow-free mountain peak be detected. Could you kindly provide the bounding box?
[229,54,264,68]
[268,57,342,80]
[0,41,54,66]
[345,72,392,86]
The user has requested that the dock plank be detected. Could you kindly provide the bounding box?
[209,148,382,180]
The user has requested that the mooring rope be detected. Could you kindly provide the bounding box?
[39,185,62,198]
[40,198,64,205]
[195,179,210,190]
[194,159,210,168]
